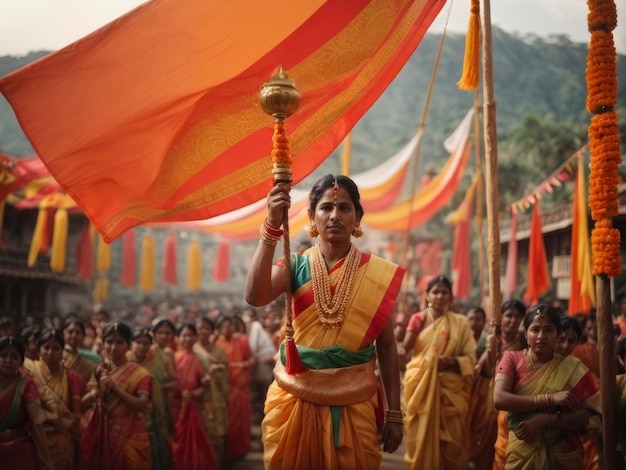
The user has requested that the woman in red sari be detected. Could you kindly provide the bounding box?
[172,323,216,469]
[215,316,254,463]
[0,335,53,470]
[81,322,152,469]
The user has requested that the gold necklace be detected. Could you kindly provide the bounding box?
[527,349,539,371]
[310,243,360,328]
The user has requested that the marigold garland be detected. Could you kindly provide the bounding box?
[272,122,292,165]
[586,0,622,277]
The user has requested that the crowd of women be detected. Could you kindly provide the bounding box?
[3,172,626,469]
[0,308,268,469]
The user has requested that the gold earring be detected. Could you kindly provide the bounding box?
[307,225,319,238]
[352,225,363,238]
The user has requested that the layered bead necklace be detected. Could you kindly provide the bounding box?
[310,243,360,328]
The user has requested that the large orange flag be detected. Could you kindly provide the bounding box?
[523,203,551,305]
[569,156,595,314]
[0,0,445,243]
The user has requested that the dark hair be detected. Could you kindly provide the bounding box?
[216,315,233,330]
[20,325,41,345]
[501,299,526,316]
[560,316,582,341]
[131,326,153,343]
[523,304,562,335]
[102,322,132,344]
[175,322,197,336]
[152,318,176,334]
[465,306,486,321]
[0,336,25,361]
[195,317,216,331]
[63,317,86,335]
[37,328,65,349]
[308,175,364,217]
[426,275,452,294]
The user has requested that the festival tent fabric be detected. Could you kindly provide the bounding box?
[362,108,473,231]
[0,0,446,243]
[185,129,420,240]
[446,173,480,300]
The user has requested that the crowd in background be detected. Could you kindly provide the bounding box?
[2,291,626,469]
[0,300,284,469]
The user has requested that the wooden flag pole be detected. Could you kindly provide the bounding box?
[480,0,502,322]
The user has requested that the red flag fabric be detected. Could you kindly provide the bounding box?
[162,232,178,286]
[419,239,443,276]
[76,225,94,280]
[0,0,445,243]
[523,203,551,305]
[451,220,471,299]
[0,154,52,201]
[121,229,136,287]
[569,162,595,314]
[212,241,230,282]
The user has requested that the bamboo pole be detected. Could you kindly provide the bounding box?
[597,275,616,469]
[480,0,502,321]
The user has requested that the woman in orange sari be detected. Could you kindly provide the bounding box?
[82,322,152,469]
[172,323,216,469]
[215,315,254,463]
[27,328,86,469]
[0,336,53,470]
[493,305,599,469]
[246,175,405,469]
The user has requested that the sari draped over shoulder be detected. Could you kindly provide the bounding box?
[192,342,229,463]
[0,376,41,469]
[403,311,476,470]
[498,351,598,470]
[215,333,253,462]
[81,362,152,470]
[63,346,98,385]
[263,251,404,470]
[28,360,85,469]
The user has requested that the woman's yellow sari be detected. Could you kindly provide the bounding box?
[403,311,476,470]
[503,353,598,470]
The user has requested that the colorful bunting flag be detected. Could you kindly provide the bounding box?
[523,203,551,304]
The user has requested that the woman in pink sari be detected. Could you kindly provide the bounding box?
[493,305,599,469]
[172,323,216,469]
[81,322,152,469]
[0,335,53,470]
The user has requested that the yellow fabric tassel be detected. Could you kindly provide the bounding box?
[187,238,202,290]
[96,235,111,272]
[140,233,156,292]
[27,206,47,267]
[50,207,68,272]
[93,277,110,301]
[457,0,480,91]
[341,132,352,176]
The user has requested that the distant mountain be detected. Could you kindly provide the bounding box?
[0,27,624,181]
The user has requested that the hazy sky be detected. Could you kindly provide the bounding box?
[1,0,624,56]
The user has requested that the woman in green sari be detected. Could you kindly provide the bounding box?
[493,304,599,469]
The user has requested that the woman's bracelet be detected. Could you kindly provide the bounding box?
[263,219,284,237]
[384,409,405,424]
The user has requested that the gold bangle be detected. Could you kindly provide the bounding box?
[384,409,406,424]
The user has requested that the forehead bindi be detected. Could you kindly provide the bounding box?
[319,188,353,205]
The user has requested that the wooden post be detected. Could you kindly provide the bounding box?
[597,274,616,469]
[480,0,502,321]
